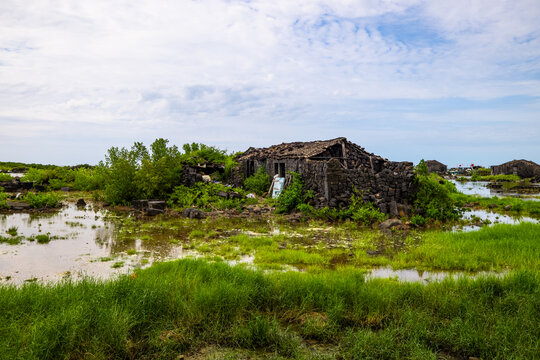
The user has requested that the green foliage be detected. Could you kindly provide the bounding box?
[243,167,270,196]
[101,142,148,204]
[409,214,426,227]
[413,160,461,221]
[22,192,61,208]
[276,172,312,214]
[71,167,107,191]
[181,143,227,165]
[35,234,51,244]
[169,182,249,210]
[135,139,183,200]
[0,173,13,181]
[0,189,8,209]
[6,226,18,237]
[0,259,538,359]
[298,194,386,225]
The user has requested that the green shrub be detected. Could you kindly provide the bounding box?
[0,189,8,209]
[0,173,13,181]
[412,160,461,221]
[23,192,61,208]
[243,167,270,196]
[276,172,311,214]
[297,192,386,225]
[410,214,426,227]
[474,167,491,176]
[169,182,247,210]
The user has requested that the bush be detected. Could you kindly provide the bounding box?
[297,192,386,225]
[0,189,8,209]
[0,173,13,181]
[412,160,461,221]
[276,172,312,214]
[23,192,61,208]
[243,167,271,196]
[169,182,250,211]
[410,214,426,227]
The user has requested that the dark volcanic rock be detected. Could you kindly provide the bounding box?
[182,207,206,219]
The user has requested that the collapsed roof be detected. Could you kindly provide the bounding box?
[236,137,384,161]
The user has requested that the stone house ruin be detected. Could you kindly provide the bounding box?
[491,159,540,182]
[425,160,447,175]
[235,137,416,216]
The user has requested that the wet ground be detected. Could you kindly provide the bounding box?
[0,204,196,284]
[451,179,540,200]
[1,184,538,284]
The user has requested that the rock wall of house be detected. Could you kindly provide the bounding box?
[320,159,415,216]
[491,160,540,182]
[237,156,416,217]
[426,161,447,175]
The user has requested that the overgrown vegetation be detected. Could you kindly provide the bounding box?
[412,160,462,222]
[276,173,386,225]
[0,259,538,359]
[0,173,13,182]
[243,167,271,196]
[168,182,256,211]
[276,172,312,214]
[0,189,8,209]
[22,192,61,208]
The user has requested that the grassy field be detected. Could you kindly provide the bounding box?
[181,223,540,273]
[1,259,539,359]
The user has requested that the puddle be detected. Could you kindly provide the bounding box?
[451,180,540,200]
[456,209,539,232]
[0,204,203,284]
[367,267,505,284]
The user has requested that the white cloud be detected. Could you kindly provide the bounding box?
[0,0,539,164]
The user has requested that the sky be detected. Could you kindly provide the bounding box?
[1,0,539,167]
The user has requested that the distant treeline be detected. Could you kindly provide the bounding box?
[0,161,93,173]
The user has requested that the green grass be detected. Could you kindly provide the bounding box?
[451,192,540,217]
[5,226,18,237]
[35,234,51,244]
[0,235,22,245]
[390,223,540,271]
[0,260,538,359]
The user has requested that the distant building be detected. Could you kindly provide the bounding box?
[235,137,416,216]
[491,159,540,182]
[425,160,447,175]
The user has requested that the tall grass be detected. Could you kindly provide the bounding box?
[391,223,540,271]
[0,260,538,359]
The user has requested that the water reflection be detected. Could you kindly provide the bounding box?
[451,180,540,200]
[368,267,505,284]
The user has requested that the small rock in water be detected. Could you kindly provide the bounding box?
[76,199,86,207]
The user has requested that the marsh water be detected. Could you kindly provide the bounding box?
[451,179,540,200]
[1,180,538,285]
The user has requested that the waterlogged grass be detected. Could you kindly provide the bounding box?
[391,223,540,271]
[452,192,540,217]
[0,260,538,359]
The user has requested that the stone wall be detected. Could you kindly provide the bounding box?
[491,160,540,182]
[236,142,417,216]
[426,160,447,175]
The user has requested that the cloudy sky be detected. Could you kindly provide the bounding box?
[1,0,539,166]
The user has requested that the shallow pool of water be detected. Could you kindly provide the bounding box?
[0,204,201,284]
[455,209,539,232]
[367,267,505,284]
[451,180,540,200]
